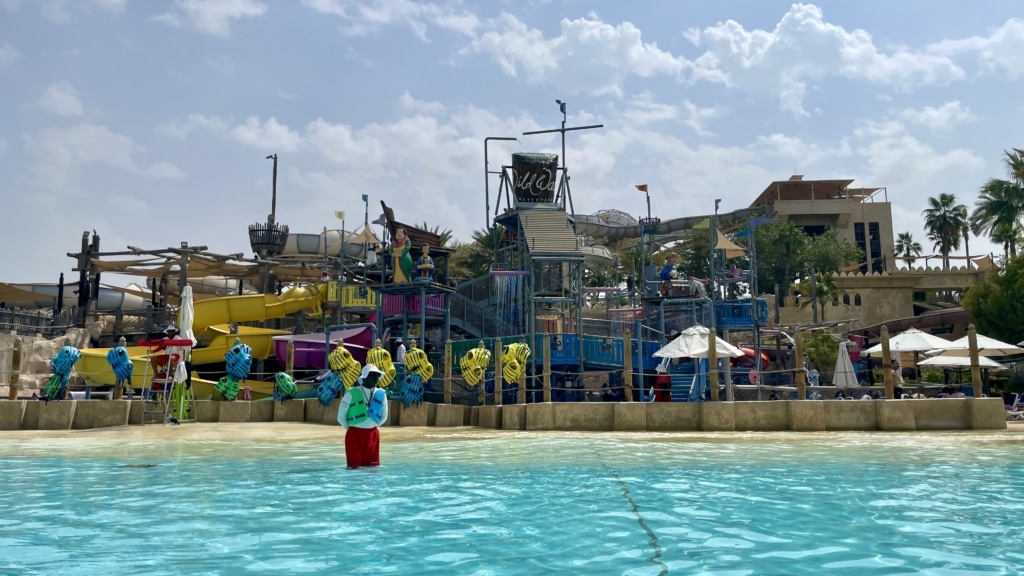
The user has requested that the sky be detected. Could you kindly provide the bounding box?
[0,0,1022,283]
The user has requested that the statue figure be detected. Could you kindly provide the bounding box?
[415,244,434,282]
[391,227,413,283]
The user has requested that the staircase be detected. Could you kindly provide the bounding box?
[447,291,519,338]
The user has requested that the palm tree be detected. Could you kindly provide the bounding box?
[418,222,453,248]
[792,272,838,322]
[959,206,971,269]
[970,149,1024,260]
[922,193,968,270]
[893,232,923,267]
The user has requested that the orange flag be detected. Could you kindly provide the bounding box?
[635,184,648,193]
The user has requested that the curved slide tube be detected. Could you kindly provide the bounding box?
[280,229,379,260]
[77,285,328,391]
[574,206,771,243]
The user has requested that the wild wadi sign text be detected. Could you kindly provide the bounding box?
[511,152,558,203]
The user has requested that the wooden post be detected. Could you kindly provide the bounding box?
[623,330,633,402]
[8,338,22,401]
[518,370,526,404]
[493,339,503,406]
[724,329,734,401]
[880,325,893,400]
[542,334,552,403]
[967,324,982,398]
[286,340,295,377]
[708,328,719,401]
[794,330,806,400]
[444,340,452,404]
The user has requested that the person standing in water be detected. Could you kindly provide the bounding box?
[338,364,389,468]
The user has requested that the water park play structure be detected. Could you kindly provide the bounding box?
[5,111,778,412]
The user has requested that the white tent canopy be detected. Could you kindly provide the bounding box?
[918,354,1008,370]
[653,325,745,359]
[863,328,954,355]
[927,334,1024,357]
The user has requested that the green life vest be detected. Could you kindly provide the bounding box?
[345,386,371,426]
[345,385,386,426]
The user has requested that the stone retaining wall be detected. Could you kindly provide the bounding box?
[0,398,1007,431]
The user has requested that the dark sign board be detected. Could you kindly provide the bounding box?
[512,152,558,203]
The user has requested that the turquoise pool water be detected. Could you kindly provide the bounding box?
[2,431,1023,575]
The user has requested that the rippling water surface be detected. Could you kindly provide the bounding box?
[2,431,1023,575]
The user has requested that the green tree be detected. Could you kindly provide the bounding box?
[894,231,923,266]
[805,230,863,275]
[803,331,839,379]
[961,256,1024,345]
[447,225,504,280]
[971,149,1024,260]
[791,272,839,322]
[923,193,968,270]
[752,221,808,295]
[418,222,453,248]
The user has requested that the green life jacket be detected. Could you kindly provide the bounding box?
[345,385,386,426]
[345,386,371,426]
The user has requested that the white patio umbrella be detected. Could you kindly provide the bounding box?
[918,354,1008,370]
[925,334,1024,357]
[653,325,745,359]
[832,341,858,388]
[177,285,198,347]
[862,328,954,355]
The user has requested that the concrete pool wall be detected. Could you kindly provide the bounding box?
[0,397,1007,432]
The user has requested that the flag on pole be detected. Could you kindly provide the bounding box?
[635,184,648,193]
[361,194,368,203]
[334,211,345,220]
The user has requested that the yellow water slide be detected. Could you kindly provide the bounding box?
[77,285,327,389]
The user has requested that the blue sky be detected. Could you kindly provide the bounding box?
[1,0,1022,282]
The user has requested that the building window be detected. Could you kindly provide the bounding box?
[869,222,883,274]
[854,222,867,273]
[854,293,862,306]
[842,293,850,306]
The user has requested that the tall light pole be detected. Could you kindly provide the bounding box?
[266,154,278,224]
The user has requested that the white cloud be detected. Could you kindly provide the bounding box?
[205,55,235,72]
[34,81,84,116]
[928,18,1024,79]
[156,113,229,139]
[463,13,687,96]
[398,91,445,114]
[229,117,303,153]
[144,161,187,179]
[0,41,20,69]
[1,0,22,12]
[277,88,294,100]
[618,93,725,137]
[687,4,965,116]
[21,124,186,194]
[156,0,268,38]
[897,101,976,131]
[302,0,479,40]
[21,124,141,193]
[37,0,127,23]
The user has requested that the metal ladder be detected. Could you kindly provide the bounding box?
[138,345,196,424]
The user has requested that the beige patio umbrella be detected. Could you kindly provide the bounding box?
[863,328,955,385]
[929,334,1024,357]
